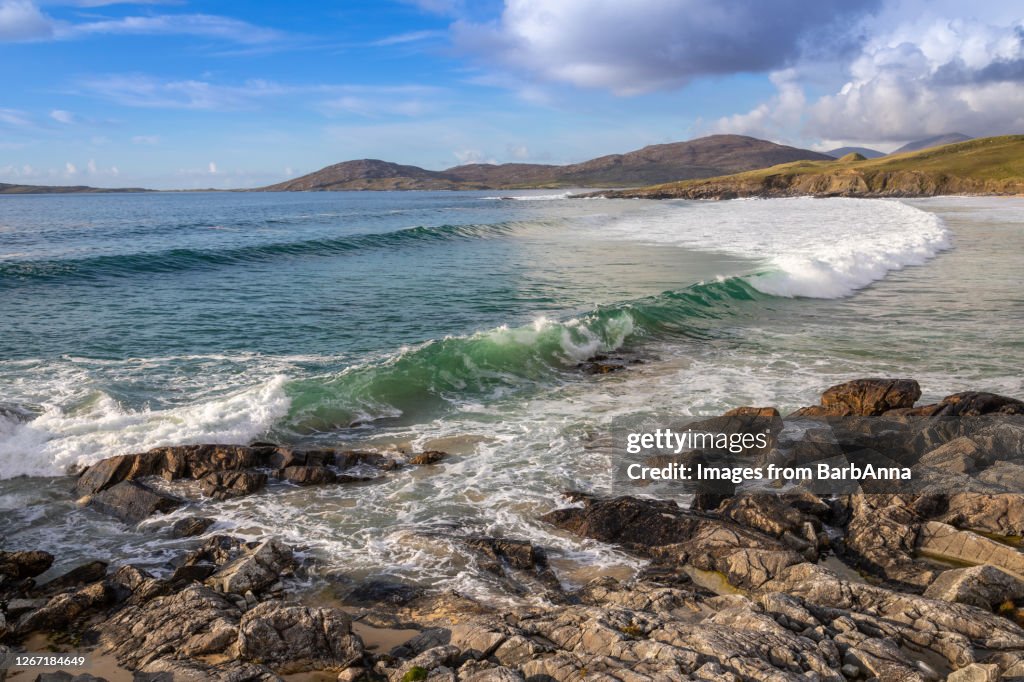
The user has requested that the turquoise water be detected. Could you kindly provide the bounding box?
[1,191,1021,594]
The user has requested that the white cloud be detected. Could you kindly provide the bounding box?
[208,161,217,174]
[1,1,282,44]
[452,148,496,164]
[86,158,97,173]
[49,108,73,123]
[0,107,33,127]
[59,13,283,44]
[370,29,444,47]
[64,161,76,175]
[0,0,54,41]
[131,134,160,144]
[808,20,1024,143]
[456,0,880,95]
[710,70,806,140]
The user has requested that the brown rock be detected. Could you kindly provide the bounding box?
[409,450,446,465]
[199,469,267,500]
[170,515,215,538]
[0,550,54,581]
[819,378,922,416]
[931,392,1024,417]
[278,465,337,486]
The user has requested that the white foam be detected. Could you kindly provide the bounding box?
[598,197,950,299]
[0,375,290,478]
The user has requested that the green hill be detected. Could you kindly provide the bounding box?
[598,135,1024,200]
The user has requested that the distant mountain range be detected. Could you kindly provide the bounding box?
[0,183,150,195]
[824,146,885,159]
[0,132,984,195]
[600,135,1024,200]
[258,135,834,191]
[892,133,972,154]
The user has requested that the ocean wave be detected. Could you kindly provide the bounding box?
[0,220,532,286]
[599,197,950,299]
[0,376,291,478]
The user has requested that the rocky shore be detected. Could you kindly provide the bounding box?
[4,378,1024,681]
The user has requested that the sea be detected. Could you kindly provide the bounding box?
[1,190,1022,597]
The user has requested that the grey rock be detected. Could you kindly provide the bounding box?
[170,516,215,538]
[205,539,294,595]
[88,480,183,523]
[236,601,362,673]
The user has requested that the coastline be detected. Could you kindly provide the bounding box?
[3,379,1024,679]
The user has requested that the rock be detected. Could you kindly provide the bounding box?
[842,494,940,589]
[818,378,922,417]
[930,392,1024,417]
[100,584,242,669]
[199,470,267,500]
[947,663,1000,682]
[541,495,801,590]
[722,406,781,418]
[390,645,460,682]
[236,601,363,672]
[33,674,108,682]
[137,656,281,681]
[170,516,215,538]
[278,465,337,486]
[346,580,423,606]
[0,550,53,581]
[205,539,294,595]
[15,581,112,633]
[88,480,183,523]
[337,667,367,682]
[36,561,108,596]
[917,437,991,473]
[4,597,46,616]
[718,493,821,550]
[923,564,1024,609]
[409,451,446,465]
[462,537,546,572]
[941,492,1024,537]
[917,521,1024,579]
[74,451,165,496]
[978,461,1024,490]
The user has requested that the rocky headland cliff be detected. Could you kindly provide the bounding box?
[3,378,1024,680]
[596,135,1024,200]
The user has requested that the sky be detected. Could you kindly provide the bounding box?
[1,0,1022,189]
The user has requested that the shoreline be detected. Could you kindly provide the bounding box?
[4,378,1024,679]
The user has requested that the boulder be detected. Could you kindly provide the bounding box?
[931,392,1024,417]
[947,663,1000,682]
[205,539,294,595]
[170,516,215,538]
[37,560,108,596]
[918,437,991,473]
[136,657,280,681]
[100,584,242,668]
[278,465,337,486]
[819,378,921,416]
[917,521,1024,579]
[236,602,363,672]
[923,564,1024,609]
[941,492,1024,537]
[74,450,165,496]
[88,480,183,523]
[15,581,113,634]
[409,450,446,465]
[0,550,54,581]
[345,579,423,606]
[199,470,267,500]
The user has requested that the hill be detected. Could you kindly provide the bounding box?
[892,133,972,154]
[824,146,885,159]
[596,135,1024,200]
[258,135,834,191]
[0,183,150,195]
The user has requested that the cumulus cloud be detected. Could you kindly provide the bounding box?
[455,0,881,95]
[0,0,53,41]
[808,20,1024,143]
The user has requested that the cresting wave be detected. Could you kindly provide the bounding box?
[0,198,952,478]
[0,220,531,286]
[600,197,951,298]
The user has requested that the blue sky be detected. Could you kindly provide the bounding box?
[1,0,1022,188]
